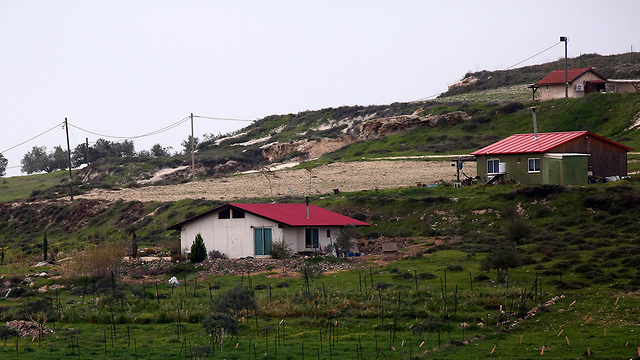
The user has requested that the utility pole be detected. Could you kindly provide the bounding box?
[85,137,90,165]
[560,36,568,98]
[65,118,73,200]
[190,113,195,180]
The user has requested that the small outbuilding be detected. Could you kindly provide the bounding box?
[471,131,632,185]
[167,203,369,259]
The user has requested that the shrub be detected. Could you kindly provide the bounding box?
[208,250,228,259]
[269,241,292,260]
[213,285,257,317]
[446,264,465,272]
[63,240,125,278]
[417,272,437,280]
[480,246,522,280]
[335,225,358,257]
[190,234,207,263]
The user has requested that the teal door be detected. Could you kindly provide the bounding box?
[254,228,272,255]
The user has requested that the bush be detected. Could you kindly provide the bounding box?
[214,285,257,317]
[446,264,465,272]
[208,250,228,259]
[190,234,207,263]
[335,225,358,257]
[270,241,292,260]
[63,240,125,278]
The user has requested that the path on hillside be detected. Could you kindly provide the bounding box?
[78,160,476,202]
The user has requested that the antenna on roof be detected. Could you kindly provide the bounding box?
[306,195,310,219]
[531,107,538,140]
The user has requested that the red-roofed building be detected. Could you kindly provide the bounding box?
[168,203,369,258]
[534,68,607,101]
[471,131,632,185]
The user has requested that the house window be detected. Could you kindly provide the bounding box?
[232,209,245,218]
[528,158,540,172]
[545,85,549,91]
[254,228,272,256]
[305,228,319,249]
[218,209,230,219]
[327,229,331,238]
[487,159,500,174]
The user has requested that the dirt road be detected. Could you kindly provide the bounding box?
[78,160,476,202]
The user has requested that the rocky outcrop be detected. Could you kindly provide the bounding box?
[261,136,357,162]
[261,111,471,161]
[359,111,471,139]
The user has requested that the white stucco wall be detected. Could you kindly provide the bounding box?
[180,212,284,258]
[179,211,344,258]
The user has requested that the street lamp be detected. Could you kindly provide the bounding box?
[560,36,568,98]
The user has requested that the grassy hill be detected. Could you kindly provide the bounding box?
[2,92,639,204]
[440,52,640,98]
[3,179,640,358]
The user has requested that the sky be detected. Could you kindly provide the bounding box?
[1,1,638,177]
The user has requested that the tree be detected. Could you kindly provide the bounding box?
[181,135,199,155]
[150,143,171,158]
[0,153,7,177]
[71,142,90,167]
[0,325,18,351]
[190,233,207,263]
[21,146,50,174]
[335,225,358,257]
[480,245,522,281]
[49,145,69,172]
[202,313,238,336]
[43,232,48,261]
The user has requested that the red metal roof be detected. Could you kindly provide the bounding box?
[471,131,632,156]
[231,203,369,226]
[535,68,606,85]
[168,203,369,230]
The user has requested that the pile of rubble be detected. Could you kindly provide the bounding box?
[4,320,54,337]
[204,256,355,276]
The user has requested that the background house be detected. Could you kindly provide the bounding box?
[534,68,607,101]
[471,131,632,185]
[167,203,369,258]
[533,68,640,101]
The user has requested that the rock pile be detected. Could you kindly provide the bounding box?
[4,320,54,337]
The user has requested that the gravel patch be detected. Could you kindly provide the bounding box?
[78,160,474,202]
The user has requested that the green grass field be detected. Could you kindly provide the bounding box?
[1,246,639,359]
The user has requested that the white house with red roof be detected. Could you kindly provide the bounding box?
[167,203,369,258]
[471,131,632,185]
[534,68,607,101]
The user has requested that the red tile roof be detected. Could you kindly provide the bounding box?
[167,203,369,230]
[535,68,606,85]
[471,131,632,156]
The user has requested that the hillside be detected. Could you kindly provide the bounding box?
[2,62,640,358]
[2,91,638,204]
[441,52,640,98]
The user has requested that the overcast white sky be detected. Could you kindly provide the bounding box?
[1,1,638,177]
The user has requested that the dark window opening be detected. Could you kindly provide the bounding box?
[218,209,230,219]
[232,209,245,218]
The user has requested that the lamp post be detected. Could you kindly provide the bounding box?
[560,36,568,98]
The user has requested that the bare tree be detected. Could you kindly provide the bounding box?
[258,166,280,197]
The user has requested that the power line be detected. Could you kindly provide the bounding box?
[1,121,65,154]
[68,116,191,140]
[193,115,255,122]
[504,41,562,70]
